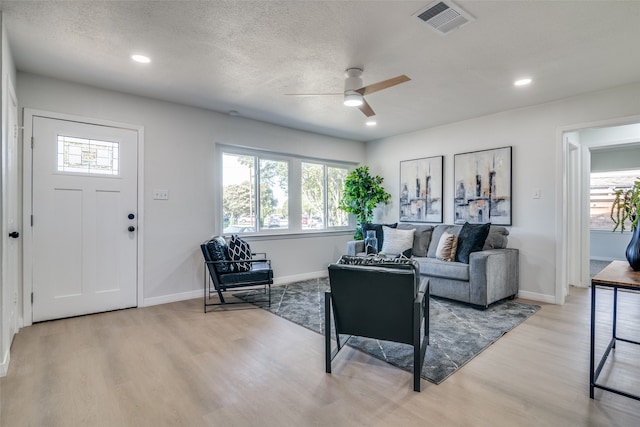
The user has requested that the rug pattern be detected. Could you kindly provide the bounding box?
[235,277,540,384]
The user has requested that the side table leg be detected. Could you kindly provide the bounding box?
[612,287,618,348]
[590,283,596,399]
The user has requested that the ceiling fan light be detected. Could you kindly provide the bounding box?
[344,92,363,107]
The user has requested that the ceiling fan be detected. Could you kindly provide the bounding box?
[285,68,411,117]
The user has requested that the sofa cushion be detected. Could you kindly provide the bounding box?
[362,223,397,252]
[415,257,470,281]
[380,226,415,256]
[483,226,509,250]
[435,231,458,262]
[456,222,491,264]
[397,224,433,257]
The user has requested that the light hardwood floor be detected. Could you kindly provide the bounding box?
[1,286,639,427]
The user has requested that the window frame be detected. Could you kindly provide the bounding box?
[589,168,640,230]
[218,144,355,236]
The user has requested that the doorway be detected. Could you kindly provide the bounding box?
[23,111,144,323]
[561,118,640,304]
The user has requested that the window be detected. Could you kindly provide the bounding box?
[590,170,640,229]
[57,135,119,175]
[221,147,353,234]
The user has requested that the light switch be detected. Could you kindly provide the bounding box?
[532,188,541,199]
[153,189,169,200]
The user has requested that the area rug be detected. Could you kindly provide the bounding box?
[235,277,540,384]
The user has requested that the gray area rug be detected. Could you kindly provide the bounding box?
[235,277,540,384]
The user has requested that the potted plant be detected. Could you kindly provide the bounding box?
[339,166,391,240]
[610,178,640,270]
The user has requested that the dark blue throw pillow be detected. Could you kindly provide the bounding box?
[455,222,491,264]
[361,223,398,252]
[206,236,233,273]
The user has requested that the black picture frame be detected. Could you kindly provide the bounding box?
[453,146,512,225]
[399,155,444,223]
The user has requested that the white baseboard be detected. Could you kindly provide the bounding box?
[590,256,621,262]
[142,271,328,307]
[143,290,202,307]
[1,349,9,377]
[273,271,327,285]
[517,290,556,304]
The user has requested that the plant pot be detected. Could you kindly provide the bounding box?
[626,226,640,271]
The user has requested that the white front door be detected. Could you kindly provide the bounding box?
[2,81,19,348]
[31,116,138,322]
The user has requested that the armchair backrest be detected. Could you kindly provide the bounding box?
[327,262,420,345]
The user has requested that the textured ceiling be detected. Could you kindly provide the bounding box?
[2,1,640,141]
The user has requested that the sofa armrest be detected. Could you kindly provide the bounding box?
[346,240,365,256]
[468,248,519,308]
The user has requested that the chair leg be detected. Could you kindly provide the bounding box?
[325,291,332,373]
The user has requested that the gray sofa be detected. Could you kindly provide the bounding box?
[346,224,519,308]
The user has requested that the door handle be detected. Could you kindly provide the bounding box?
[128,226,136,232]
[9,231,19,238]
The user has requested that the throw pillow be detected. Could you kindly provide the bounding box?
[483,226,509,250]
[380,226,415,257]
[435,232,458,262]
[427,225,454,258]
[206,236,233,273]
[361,223,397,252]
[397,224,433,257]
[227,235,252,272]
[455,222,491,264]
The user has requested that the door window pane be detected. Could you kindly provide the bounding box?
[302,162,324,229]
[57,135,119,175]
[222,154,256,233]
[260,159,289,230]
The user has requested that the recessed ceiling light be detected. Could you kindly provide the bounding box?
[514,78,532,86]
[131,54,151,64]
[366,121,377,126]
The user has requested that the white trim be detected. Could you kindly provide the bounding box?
[22,108,144,326]
[0,348,9,377]
[517,290,556,304]
[143,290,202,307]
[142,271,328,307]
[273,270,327,285]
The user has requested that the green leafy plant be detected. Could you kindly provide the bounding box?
[338,166,391,239]
[610,178,640,232]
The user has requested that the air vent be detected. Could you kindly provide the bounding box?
[414,1,475,35]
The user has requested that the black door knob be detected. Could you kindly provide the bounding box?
[128,226,135,232]
[9,231,19,238]
[128,213,135,220]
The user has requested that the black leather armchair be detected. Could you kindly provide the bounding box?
[201,237,273,312]
[326,257,429,391]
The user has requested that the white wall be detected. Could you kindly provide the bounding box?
[16,73,365,306]
[366,82,640,303]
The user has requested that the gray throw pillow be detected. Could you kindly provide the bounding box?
[397,224,433,257]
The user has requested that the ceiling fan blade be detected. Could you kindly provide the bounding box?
[284,93,342,96]
[355,75,411,96]
[358,98,376,117]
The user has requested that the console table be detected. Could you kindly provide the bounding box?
[590,260,640,401]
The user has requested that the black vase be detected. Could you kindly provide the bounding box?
[626,226,640,271]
